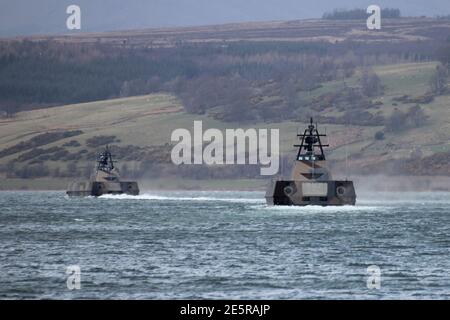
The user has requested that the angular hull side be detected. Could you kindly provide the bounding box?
[265,180,356,206]
[119,181,140,196]
[66,180,140,197]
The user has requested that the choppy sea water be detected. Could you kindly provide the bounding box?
[1,190,450,299]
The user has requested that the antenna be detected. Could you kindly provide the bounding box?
[345,100,349,181]
[344,82,349,181]
[345,140,348,181]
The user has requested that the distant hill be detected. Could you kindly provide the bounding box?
[2,17,449,117]
[1,0,450,37]
[1,17,450,190]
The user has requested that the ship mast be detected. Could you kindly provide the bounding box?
[96,145,115,173]
[294,117,329,162]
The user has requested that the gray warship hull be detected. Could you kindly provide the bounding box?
[265,180,356,206]
[66,181,139,197]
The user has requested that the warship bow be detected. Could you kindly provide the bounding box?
[66,146,139,197]
[265,118,356,206]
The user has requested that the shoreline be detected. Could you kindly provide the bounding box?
[1,175,450,192]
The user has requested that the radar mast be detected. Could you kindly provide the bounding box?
[294,118,329,161]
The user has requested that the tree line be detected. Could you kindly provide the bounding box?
[0,36,438,120]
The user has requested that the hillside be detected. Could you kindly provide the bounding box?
[1,61,450,190]
[24,17,450,46]
[1,16,450,190]
[2,17,449,115]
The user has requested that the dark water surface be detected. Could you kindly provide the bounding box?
[1,191,449,299]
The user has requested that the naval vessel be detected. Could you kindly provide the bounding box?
[66,146,139,197]
[265,118,356,206]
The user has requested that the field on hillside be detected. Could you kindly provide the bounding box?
[0,62,441,151]
[1,61,449,189]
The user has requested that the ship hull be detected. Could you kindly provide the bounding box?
[265,180,356,206]
[66,181,139,197]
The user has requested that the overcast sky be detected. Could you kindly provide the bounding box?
[1,0,449,37]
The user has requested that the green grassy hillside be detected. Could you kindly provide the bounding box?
[1,61,449,190]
